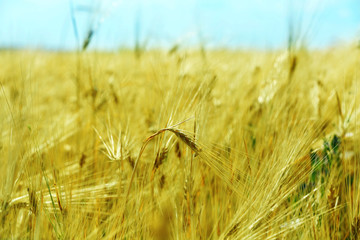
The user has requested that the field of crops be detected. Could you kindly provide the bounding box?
[0,46,359,239]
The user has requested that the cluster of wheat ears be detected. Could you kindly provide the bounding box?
[0,46,359,239]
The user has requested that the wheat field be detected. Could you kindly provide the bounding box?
[0,46,359,239]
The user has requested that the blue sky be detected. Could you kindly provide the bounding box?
[0,0,359,50]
